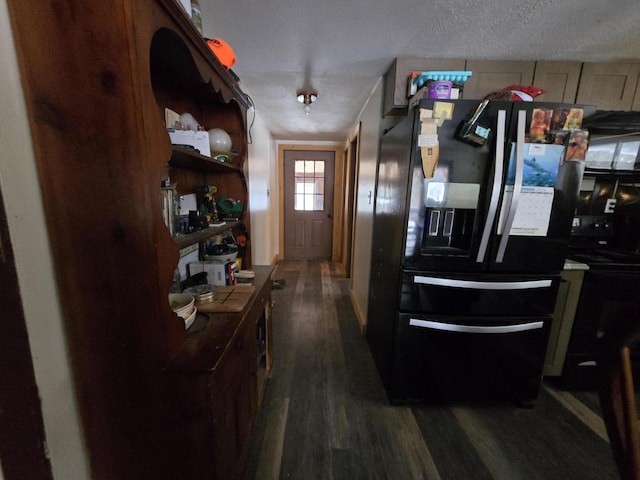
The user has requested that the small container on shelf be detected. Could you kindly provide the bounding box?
[190,0,203,35]
[426,80,452,99]
[161,181,179,237]
[183,284,216,305]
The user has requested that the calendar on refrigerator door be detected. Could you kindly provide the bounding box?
[498,143,565,237]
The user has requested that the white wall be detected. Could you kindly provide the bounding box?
[247,108,279,265]
[348,77,396,328]
[348,79,383,326]
[0,0,89,478]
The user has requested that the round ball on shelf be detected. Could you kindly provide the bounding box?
[208,128,232,153]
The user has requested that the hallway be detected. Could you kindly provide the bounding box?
[243,260,618,480]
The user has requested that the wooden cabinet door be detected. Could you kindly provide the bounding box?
[532,61,582,103]
[543,270,585,376]
[576,62,640,110]
[210,318,258,480]
[211,374,243,480]
[462,60,535,100]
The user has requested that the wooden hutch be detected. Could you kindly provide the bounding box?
[6,0,272,478]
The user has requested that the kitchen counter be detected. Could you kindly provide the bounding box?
[166,265,274,372]
[563,259,589,271]
[163,264,275,480]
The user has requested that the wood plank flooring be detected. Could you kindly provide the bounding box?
[243,260,619,480]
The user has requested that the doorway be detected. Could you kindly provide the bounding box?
[283,149,335,259]
[342,125,360,278]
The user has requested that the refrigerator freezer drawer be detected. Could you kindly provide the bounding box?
[400,271,559,316]
[389,312,552,405]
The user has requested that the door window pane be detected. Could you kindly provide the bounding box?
[294,159,325,211]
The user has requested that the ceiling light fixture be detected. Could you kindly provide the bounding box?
[297,90,318,115]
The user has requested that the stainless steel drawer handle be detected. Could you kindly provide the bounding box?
[414,275,552,290]
[409,318,544,334]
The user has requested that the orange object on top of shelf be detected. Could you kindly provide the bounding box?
[206,38,236,69]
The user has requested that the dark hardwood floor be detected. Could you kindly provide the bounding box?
[243,260,619,480]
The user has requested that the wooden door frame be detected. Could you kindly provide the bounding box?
[278,144,344,263]
[341,123,360,278]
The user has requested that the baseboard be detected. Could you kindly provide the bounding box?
[348,288,367,335]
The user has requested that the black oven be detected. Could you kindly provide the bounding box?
[562,214,640,389]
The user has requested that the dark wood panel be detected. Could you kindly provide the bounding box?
[6,0,255,477]
[7,1,181,477]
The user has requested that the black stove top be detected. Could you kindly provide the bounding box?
[567,248,640,270]
[568,213,640,269]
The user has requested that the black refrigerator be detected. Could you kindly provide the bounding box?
[367,98,595,406]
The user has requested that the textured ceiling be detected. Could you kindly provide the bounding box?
[200,0,640,142]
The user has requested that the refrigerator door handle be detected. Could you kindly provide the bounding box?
[409,318,544,333]
[496,109,526,263]
[414,275,552,290]
[476,109,506,263]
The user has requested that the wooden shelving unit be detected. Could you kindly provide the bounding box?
[6,0,269,478]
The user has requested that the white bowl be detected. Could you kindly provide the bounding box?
[169,293,195,318]
[184,307,197,329]
[202,243,238,263]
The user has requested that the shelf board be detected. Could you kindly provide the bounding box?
[173,221,242,249]
[170,146,241,173]
[155,0,250,108]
